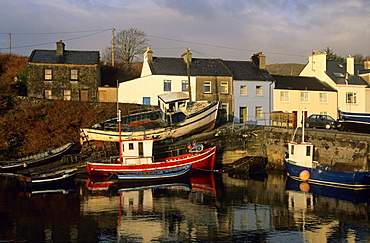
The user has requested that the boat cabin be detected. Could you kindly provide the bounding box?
[287,142,316,168]
[120,139,154,165]
[158,92,189,125]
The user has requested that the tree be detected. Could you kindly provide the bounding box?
[322,47,346,63]
[102,28,149,69]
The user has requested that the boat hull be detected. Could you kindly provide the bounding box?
[338,110,370,133]
[80,101,219,143]
[110,164,192,181]
[0,141,75,173]
[18,169,78,189]
[285,160,370,190]
[86,146,216,177]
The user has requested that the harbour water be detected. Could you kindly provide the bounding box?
[1,171,370,242]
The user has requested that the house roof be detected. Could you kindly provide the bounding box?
[326,60,368,85]
[28,50,100,65]
[223,60,274,81]
[150,57,231,76]
[273,75,336,91]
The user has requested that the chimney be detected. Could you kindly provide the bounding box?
[181,48,192,64]
[346,55,354,75]
[144,46,153,63]
[56,40,65,55]
[251,52,266,69]
[364,59,370,70]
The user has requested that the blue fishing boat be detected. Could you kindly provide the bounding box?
[109,164,192,181]
[284,112,370,190]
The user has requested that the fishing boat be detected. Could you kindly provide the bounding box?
[284,112,370,190]
[338,110,370,133]
[86,138,216,177]
[0,141,75,173]
[17,168,78,189]
[109,164,192,181]
[80,92,219,143]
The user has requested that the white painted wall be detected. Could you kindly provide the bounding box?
[118,75,196,105]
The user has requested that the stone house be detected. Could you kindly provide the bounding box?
[27,41,100,102]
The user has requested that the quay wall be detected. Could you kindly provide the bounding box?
[166,125,370,171]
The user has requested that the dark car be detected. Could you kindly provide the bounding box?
[304,114,338,129]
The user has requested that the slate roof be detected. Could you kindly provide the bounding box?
[28,50,100,65]
[150,57,231,76]
[273,75,336,91]
[223,60,274,81]
[326,60,368,85]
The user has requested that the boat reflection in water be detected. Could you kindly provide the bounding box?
[95,173,217,242]
[285,177,370,243]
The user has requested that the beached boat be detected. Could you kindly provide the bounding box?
[284,112,370,190]
[110,164,192,181]
[0,141,75,173]
[80,92,219,143]
[338,110,370,133]
[17,168,78,189]
[86,138,216,177]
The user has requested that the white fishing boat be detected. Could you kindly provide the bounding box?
[80,92,219,143]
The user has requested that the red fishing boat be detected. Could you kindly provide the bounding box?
[86,138,216,177]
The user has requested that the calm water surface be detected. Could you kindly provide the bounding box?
[1,171,370,242]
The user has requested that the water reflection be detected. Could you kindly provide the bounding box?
[1,172,370,242]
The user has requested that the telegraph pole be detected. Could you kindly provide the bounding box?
[8,33,11,54]
[111,28,115,67]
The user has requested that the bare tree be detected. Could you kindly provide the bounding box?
[103,28,149,68]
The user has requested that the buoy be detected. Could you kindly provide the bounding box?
[299,182,310,192]
[299,170,310,181]
[186,143,192,150]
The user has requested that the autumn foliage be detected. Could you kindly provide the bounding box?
[0,54,143,160]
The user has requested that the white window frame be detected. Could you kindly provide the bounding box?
[45,89,52,99]
[70,69,78,81]
[204,81,211,93]
[319,92,328,103]
[256,85,262,96]
[220,81,228,94]
[255,106,263,118]
[240,85,247,96]
[63,90,71,101]
[181,80,188,92]
[346,92,357,104]
[44,69,52,80]
[300,92,309,103]
[280,91,290,102]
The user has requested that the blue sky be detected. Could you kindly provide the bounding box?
[1,0,369,64]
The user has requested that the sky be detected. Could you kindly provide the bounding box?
[1,0,369,64]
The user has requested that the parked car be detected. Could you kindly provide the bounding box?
[304,114,338,129]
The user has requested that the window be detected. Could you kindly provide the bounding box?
[346,92,357,104]
[182,80,188,92]
[255,106,263,118]
[80,90,88,101]
[63,90,71,101]
[45,89,52,99]
[220,81,228,93]
[204,81,211,93]
[70,69,78,81]
[306,146,311,156]
[300,92,309,103]
[280,91,290,102]
[319,93,328,103]
[163,80,171,91]
[44,69,52,80]
[143,97,150,105]
[129,143,134,150]
[240,85,247,96]
[256,86,262,96]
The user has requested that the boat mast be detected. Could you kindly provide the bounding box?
[118,109,122,164]
[302,110,305,143]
